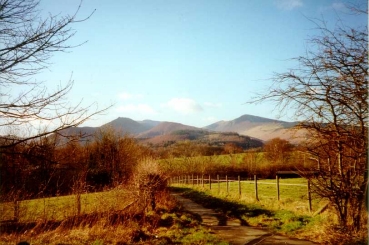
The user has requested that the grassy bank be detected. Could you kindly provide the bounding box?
[1,188,133,222]
[0,188,229,245]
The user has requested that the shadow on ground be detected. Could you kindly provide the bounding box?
[169,186,273,226]
[170,186,320,245]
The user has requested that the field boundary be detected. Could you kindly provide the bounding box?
[170,174,313,212]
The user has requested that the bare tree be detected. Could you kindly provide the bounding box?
[0,0,107,148]
[250,9,367,232]
[263,138,293,165]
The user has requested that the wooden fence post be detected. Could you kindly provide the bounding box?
[226,175,229,193]
[209,175,212,190]
[276,175,280,201]
[14,200,19,222]
[74,191,81,216]
[307,179,312,212]
[197,175,199,185]
[217,174,220,193]
[192,174,194,186]
[238,175,241,198]
[202,174,204,187]
[254,175,259,201]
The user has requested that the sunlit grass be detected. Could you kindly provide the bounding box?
[1,187,132,222]
[173,177,322,213]
[0,188,231,245]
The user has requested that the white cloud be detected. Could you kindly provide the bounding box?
[117,92,144,100]
[274,0,303,10]
[162,98,203,114]
[204,102,222,108]
[116,104,157,115]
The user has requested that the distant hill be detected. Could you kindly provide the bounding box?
[102,117,160,135]
[204,114,304,142]
[139,129,263,149]
[56,114,306,146]
[137,122,200,138]
[59,126,97,138]
[138,119,161,129]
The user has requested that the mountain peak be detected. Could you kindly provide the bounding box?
[233,114,284,124]
[204,114,300,142]
[61,114,304,143]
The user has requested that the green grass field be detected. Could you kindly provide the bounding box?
[1,187,133,222]
[171,177,322,214]
[1,188,230,245]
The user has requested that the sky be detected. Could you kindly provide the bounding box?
[36,0,367,128]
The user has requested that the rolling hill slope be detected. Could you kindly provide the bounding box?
[204,114,304,142]
[101,117,161,135]
[137,122,200,138]
[57,114,306,145]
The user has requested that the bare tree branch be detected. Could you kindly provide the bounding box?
[0,0,109,148]
[249,6,367,232]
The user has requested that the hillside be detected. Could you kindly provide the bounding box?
[101,117,160,135]
[56,114,306,145]
[137,122,200,138]
[58,126,97,138]
[204,114,303,142]
[139,129,263,150]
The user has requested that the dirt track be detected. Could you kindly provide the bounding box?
[172,193,319,245]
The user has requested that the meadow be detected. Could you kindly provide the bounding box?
[1,187,132,222]
[171,177,323,215]
[0,187,230,245]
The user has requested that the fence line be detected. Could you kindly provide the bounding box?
[170,174,312,212]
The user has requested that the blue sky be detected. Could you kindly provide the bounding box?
[37,0,367,128]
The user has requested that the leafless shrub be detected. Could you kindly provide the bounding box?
[131,158,168,213]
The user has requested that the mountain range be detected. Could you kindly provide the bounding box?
[61,114,305,147]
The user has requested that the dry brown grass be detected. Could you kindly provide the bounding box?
[0,159,188,245]
[0,189,180,244]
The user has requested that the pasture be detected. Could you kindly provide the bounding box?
[1,187,132,222]
[170,176,324,214]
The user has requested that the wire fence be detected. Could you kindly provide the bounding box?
[170,174,313,212]
[0,188,134,223]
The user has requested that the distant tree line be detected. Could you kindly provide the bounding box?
[159,137,309,179]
